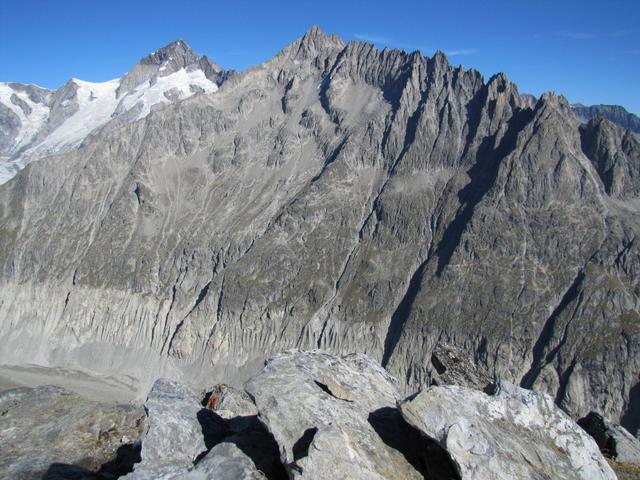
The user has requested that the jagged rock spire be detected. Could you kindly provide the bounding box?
[141,39,199,67]
[285,25,345,60]
[117,39,225,97]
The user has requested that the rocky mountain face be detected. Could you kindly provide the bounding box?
[572,103,640,135]
[580,116,640,198]
[0,27,639,438]
[0,40,229,183]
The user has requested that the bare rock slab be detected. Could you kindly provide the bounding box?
[191,442,266,479]
[400,381,616,480]
[245,350,424,480]
[203,384,259,432]
[125,378,207,478]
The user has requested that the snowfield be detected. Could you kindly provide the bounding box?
[0,66,219,184]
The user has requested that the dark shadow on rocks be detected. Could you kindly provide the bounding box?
[196,408,288,480]
[43,442,141,480]
[97,442,141,478]
[620,381,640,437]
[288,426,319,475]
[368,407,460,480]
[292,427,318,461]
[431,353,447,375]
[434,106,535,277]
[42,463,96,479]
[578,412,616,458]
[197,408,232,449]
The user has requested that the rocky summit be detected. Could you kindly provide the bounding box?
[4,351,625,479]
[0,25,639,448]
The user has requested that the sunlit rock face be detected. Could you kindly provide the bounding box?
[0,26,639,435]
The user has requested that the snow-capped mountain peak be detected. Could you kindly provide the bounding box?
[0,40,226,184]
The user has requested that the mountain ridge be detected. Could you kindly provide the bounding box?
[0,39,231,184]
[2,33,638,183]
[0,26,638,436]
[572,102,640,134]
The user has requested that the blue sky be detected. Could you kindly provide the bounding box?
[1,0,638,113]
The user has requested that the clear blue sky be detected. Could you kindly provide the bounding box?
[1,0,638,113]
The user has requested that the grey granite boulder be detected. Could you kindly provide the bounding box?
[125,378,207,478]
[191,442,266,479]
[245,350,425,479]
[400,381,616,479]
[579,411,640,465]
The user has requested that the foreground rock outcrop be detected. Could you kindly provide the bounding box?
[0,385,144,479]
[245,351,436,479]
[1,351,626,479]
[124,377,284,479]
[125,379,206,478]
[0,26,639,436]
[400,381,616,479]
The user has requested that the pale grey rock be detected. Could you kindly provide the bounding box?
[579,411,640,465]
[192,442,266,479]
[245,350,424,479]
[125,461,192,480]
[0,26,638,438]
[128,377,285,479]
[126,378,206,478]
[163,87,184,102]
[0,385,144,479]
[400,381,617,480]
[612,429,640,465]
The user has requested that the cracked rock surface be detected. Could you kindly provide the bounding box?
[124,378,206,478]
[245,350,429,479]
[400,381,617,480]
[190,442,266,480]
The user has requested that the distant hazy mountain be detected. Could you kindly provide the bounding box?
[0,40,231,183]
[0,27,638,436]
[519,96,640,136]
[572,103,640,135]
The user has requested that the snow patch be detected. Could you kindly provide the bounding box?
[26,78,120,157]
[0,83,50,152]
[118,68,217,120]
[0,66,218,185]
